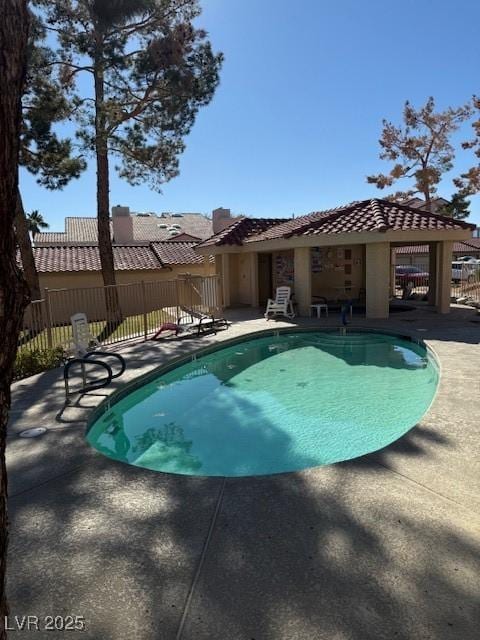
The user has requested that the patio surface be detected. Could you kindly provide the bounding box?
[6,304,480,639]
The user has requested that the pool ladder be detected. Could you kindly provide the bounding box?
[63,351,126,404]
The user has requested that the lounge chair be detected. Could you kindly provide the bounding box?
[264,286,295,320]
[152,306,229,339]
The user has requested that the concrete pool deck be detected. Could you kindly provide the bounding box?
[6,304,480,639]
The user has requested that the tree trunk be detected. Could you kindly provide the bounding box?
[14,191,41,300]
[423,188,432,213]
[0,2,30,637]
[93,30,122,337]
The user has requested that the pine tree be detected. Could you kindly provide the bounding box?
[35,0,223,331]
[454,95,480,195]
[367,97,471,211]
[438,193,471,220]
[18,14,85,301]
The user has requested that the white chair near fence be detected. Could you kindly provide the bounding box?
[63,312,126,404]
[69,312,100,356]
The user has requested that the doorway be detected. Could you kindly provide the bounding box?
[258,253,272,306]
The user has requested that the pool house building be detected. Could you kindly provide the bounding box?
[195,198,476,319]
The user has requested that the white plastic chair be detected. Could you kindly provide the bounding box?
[264,286,295,320]
[69,312,100,356]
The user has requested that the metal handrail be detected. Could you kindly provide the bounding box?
[83,351,126,379]
[64,358,113,403]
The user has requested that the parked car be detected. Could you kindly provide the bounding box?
[395,265,429,287]
[452,261,479,283]
[455,256,480,262]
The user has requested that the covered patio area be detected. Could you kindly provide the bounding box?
[196,199,475,319]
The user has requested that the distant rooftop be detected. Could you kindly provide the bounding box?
[395,239,480,255]
[34,211,213,246]
[18,240,213,273]
[401,197,450,214]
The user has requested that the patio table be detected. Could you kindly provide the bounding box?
[310,303,329,318]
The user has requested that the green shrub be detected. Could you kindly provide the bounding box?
[14,346,65,380]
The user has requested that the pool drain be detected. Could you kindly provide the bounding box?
[18,427,47,438]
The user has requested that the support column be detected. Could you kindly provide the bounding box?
[436,241,453,314]
[221,253,231,308]
[249,252,259,307]
[428,242,437,306]
[365,242,390,319]
[294,247,311,316]
[390,247,397,297]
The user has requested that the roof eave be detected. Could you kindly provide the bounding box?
[214,227,475,252]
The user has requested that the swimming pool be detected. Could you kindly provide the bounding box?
[87,331,439,477]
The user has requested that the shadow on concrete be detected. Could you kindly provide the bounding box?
[6,382,480,640]
[351,423,452,465]
[6,305,480,637]
[181,467,480,640]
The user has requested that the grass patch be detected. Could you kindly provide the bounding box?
[18,309,176,356]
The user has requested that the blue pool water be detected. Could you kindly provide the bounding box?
[87,332,439,477]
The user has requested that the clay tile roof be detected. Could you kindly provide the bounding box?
[197,216,289,248]
[243,198,475,243]
[464,237,480,248]
[150,241,214,265]
[243,206,357,243]
[32,232,68,245]
[33,218,110,246]
[112,245,162,270]
[66,217,105,242]
[132,213,212,241]
[394,245,429,255]
[164,232,201,242]
[27,245,163,273]
[33,213,213,245]
[395,240,480,255]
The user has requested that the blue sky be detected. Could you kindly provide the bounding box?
[21,0,480,230]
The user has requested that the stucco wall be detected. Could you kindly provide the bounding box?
[222,245,367,311]
[270,245,365,301]
[311,244,365,299]
[38,263,214,292]
[226,254,252,306]
[236,254,254,305]
[226,255,239,305]
[365,243,390,318]
[37,264,215,323]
